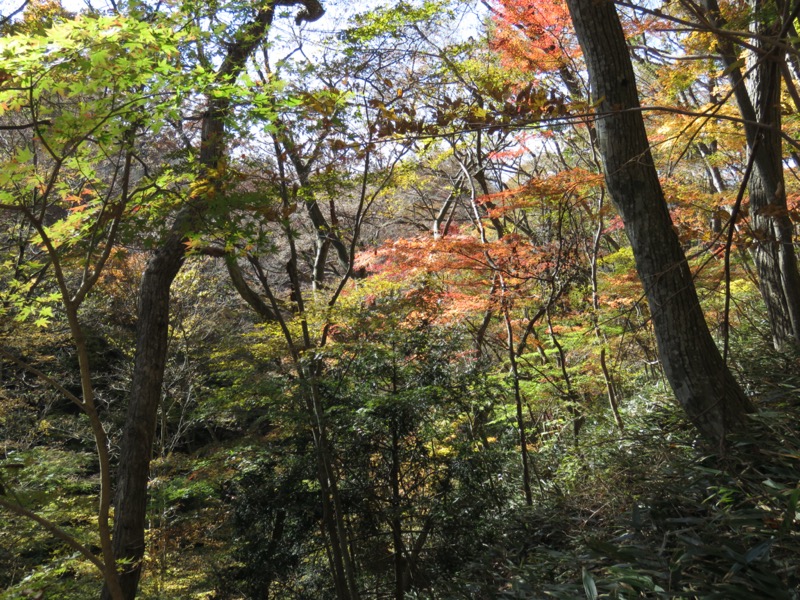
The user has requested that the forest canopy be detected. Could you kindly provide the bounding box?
[1,0,799,598]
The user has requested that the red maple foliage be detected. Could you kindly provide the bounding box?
[488,0,576,75]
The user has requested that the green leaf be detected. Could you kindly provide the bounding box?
[582,568,598,600]
[15,147,33,163]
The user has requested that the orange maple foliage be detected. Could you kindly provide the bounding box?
[488,0,576,75]
[478,168,603,218]
[355,221,581,328]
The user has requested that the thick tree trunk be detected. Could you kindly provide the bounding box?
[101,103,228,600]
[102,104,227,597]
[564,0,754,441]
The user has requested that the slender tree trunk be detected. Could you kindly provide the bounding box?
[601,348,624,431]
[389,420,406,600]
[504,306,533,505]
[274,132,359,600]
[246,254,356,600]
[564,0,754,442]
[306,374,360,600]
[281,141,350,288]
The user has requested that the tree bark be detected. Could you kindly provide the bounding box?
[102,240,184,600]
[564,0,754,441]
[745,0,800,348]
[102,4,325,598]
[700,0,800,349]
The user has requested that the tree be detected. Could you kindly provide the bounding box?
[0,12,190,599]
[695,0,800,349]
[562,0,754,441]
[104,2,324,599]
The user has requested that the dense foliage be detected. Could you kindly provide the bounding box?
[1,0,799,598]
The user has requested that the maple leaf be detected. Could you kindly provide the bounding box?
[489,0,575,74]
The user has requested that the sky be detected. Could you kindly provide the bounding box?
[2,0,485,38]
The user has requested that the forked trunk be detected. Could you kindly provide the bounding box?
[101,4,327,598]
[701,0,800,349]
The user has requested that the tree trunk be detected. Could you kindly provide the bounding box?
[564,0,754,441]
[505,307,533,505]
[389,420,406,600]
[701,0,800,349]
[746,0,800,348]
[102,240,184,600]
[101,4,326,598]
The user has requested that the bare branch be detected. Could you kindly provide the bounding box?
[0,347,85,410]
[0,495,105,572]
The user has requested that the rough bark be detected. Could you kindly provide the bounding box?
[102,3,324,599]
[102,240,184,600]
[700,0,800,349]
[745,0,800,348]
[564,0,754,441]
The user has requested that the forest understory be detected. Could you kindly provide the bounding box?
[2,0,800,598]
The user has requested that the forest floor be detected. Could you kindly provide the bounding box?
[2,340,799,599]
